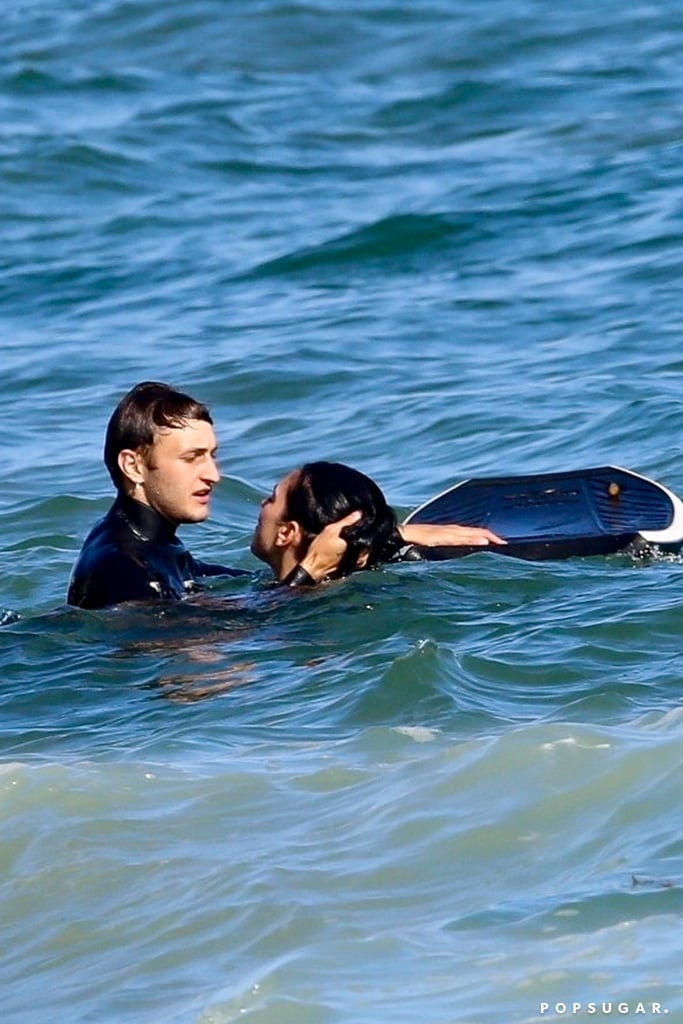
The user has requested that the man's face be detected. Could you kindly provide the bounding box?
[137,418,220,525]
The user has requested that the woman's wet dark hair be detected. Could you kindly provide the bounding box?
[104,381,213,491]
[285,461,403,575]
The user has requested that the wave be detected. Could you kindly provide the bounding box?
[243,211,486,278]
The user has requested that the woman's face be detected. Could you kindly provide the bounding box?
[250,469,300,568]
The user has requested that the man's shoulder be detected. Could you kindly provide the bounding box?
[67,504,153,608]
[75,506,142,565]
[67,537,151,608]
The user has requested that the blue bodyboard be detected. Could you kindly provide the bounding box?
[404,466,683,561]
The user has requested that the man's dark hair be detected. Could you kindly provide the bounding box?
[285,461,402,575]
[104,381,213,491]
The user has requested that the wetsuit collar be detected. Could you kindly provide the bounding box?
[114,493,179,544]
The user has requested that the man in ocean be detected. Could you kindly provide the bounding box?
[67,381,357,608]
[68,380,503,610]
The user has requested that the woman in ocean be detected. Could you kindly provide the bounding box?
[251,460,503,584]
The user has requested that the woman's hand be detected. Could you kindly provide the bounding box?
[297,511,363,581]
[399,522,506,547]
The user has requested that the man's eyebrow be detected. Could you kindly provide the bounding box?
[180,445,219,456]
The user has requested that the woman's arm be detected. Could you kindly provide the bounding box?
[282,514,506,586]
[398,522,506,547]
[286,510,363,584]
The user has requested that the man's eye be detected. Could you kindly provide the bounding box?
[185,451,215,463]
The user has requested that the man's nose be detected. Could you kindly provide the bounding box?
[202,456,220,483]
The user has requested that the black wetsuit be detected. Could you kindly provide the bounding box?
[67,494,248,609]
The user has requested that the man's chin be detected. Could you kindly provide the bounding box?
[179,507,210,524]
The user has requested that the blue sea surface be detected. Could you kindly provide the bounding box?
[2,1,683,1021]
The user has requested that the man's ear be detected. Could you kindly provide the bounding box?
[118,449,145,488]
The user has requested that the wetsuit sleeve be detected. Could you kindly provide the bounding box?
[187,554,252,579]
[280,564,316,587]
[390,544,427,562]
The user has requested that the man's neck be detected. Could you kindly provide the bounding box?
[116,492,179,543]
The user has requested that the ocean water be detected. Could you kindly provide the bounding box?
[2,1,683,1021]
